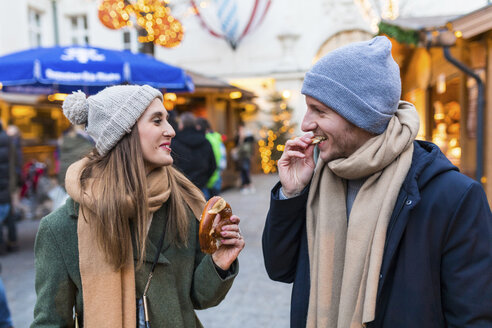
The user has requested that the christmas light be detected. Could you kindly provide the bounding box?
[164,92,177,101]
[354,0,379,32]
[229,91,242,99]
[258,92,297,173]
[98,0,132,30]
[354,0,400,32]
[281,90,291,99]
[98,0,184,48]
[382,0,399,20]
[47,93,68,101]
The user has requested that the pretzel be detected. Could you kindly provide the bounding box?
[199,196,233,254]
[311,136,327,144]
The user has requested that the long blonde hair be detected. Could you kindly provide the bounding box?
[80,125,203,270]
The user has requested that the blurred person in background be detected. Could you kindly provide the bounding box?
[32,85,243,327]
[172,112,216,198]
[0,274,14,328]
[196,117,227,198]
[47,124,95,211]
[0,122,14,255]
[6,122,22,224]
[2,122,21,252]
[57,124,94,190]
[167,109,179,131]
[233,122,255,194]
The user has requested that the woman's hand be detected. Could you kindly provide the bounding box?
[211,215,245,271]
[278,134,316,197]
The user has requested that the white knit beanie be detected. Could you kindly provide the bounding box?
[62,85,163,155]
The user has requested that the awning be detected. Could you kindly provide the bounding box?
[379,4,492,45]
[0,45,194,95]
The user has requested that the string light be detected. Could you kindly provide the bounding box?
[354,0,380,32]
[229,91,242,99]
[47,93,68,102]
[257,91,299,173]
[354,0,400,32]
[98,0,184,48]
[98,0,131,29]
[281,90,291,99]
[382,0,399,20]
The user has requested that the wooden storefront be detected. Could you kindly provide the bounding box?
[381,5,492,207]
[0,71,256,190]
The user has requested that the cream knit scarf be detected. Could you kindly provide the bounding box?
[65,158,204,328]
[306,102,420,328]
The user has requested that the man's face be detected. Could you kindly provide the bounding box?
[301,96,374,162]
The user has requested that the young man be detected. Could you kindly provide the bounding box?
[262,36,492,328]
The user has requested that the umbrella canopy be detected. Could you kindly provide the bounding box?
[0,45,194,94]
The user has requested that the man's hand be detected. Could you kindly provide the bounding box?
[278,134,316,197]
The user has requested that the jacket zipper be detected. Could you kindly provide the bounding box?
[377,195,408,305]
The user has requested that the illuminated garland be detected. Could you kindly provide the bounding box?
[98,0,183,48]
[378,21,419,45]
[354,0,380,32]
[258,94,296,174]
[354,0,400,32]
[382,0,398,20]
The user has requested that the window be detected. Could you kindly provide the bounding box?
[431,78,461,168]
[122,28,141,52]
[68,15,89,45]
[123,30,132,50]
[28,8,43,47]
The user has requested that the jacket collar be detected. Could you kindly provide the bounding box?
[400,140,458,208]
[66,197,79,218]
[133,203,171,265]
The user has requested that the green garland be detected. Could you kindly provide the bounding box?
[378,21,420,46]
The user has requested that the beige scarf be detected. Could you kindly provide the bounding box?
[65,158,204,328]
[306,102,420,328]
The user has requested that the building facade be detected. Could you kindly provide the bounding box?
[1,0,486,129]
[0,0,488,181]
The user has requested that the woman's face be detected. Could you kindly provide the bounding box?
[137,99,176,171]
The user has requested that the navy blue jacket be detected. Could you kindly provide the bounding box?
[172,127,217,190]
[262,141,492,327]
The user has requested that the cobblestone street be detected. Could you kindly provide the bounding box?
[1,173,291,328]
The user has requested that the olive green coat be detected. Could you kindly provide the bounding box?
[31,198,238,327]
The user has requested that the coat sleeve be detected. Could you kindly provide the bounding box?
[31,218,76,328]
[206,142,217,182]
[441,181,492,327]
[190,221,238,310]
[262,182,309,283]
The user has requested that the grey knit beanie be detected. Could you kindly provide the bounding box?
[301,36,401,135]
[62,85,163,155]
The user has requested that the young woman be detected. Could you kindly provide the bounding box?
[31,85,244,328]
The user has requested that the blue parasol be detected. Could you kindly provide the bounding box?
[0,45,194,94]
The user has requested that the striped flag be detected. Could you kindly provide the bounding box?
[192,0,272,50]
[214,0,240,48]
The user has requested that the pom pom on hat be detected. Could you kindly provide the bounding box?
[63,90,89,125]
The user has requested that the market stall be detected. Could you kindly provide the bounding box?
[379,4,492,203]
